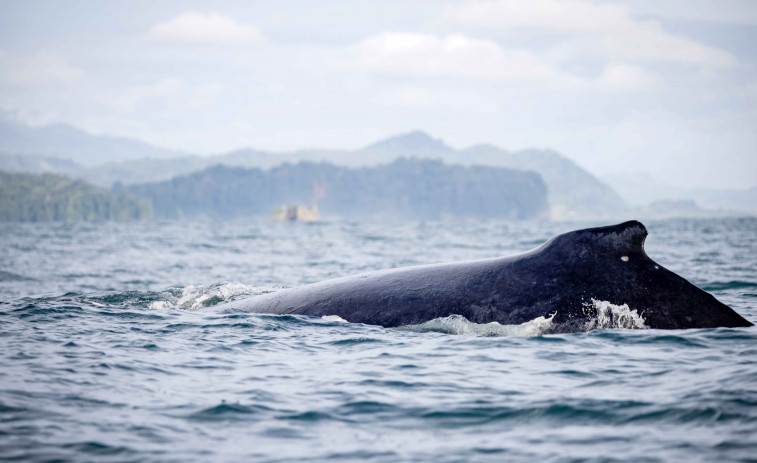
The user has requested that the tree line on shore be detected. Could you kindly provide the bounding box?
[0,171,152,222]
[0,158,549,222]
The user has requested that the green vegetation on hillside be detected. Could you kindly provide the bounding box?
[0,122,643,219]
[128,158,548,220]
[89,133,628,218]
[0,171,152,222]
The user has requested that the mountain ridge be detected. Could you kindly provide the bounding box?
[0,120,628,218]
[604,172,757,215]
[0,116,187,166]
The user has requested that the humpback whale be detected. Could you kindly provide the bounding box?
[217,221,752,332]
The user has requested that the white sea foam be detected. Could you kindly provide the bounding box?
[399,313,555,337]
[147,300,172,310]
[322,315,348,323]
[584,298,648,330]
[148,282,276,311]
[398,299,647,336]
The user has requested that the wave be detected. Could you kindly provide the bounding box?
[147,282,276,311]
[584,299,648,330]
[78,282,276,311]
[397,299,647,337]
[399,313,556,337]
[0,270,35,282]
[81,286,646,335]
[701,280,757,291]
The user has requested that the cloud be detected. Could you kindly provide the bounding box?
[340,32,557,80]
[110,78,225,112]
[441,0,630,34]
[629,0,757,25]
[597,63,659,92]
[1,51,83,85]
[147,12,262,45]
[441,0,735,67]
[372,85,498,112]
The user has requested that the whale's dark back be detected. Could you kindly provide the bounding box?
[220,221,752,331]
[530,221,751,330]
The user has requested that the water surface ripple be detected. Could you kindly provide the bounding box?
[1,218,755,462]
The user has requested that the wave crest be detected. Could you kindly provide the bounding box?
[397,299,647,337]
[399,313,555,337]
[584,299,647,330]
[148,282,275,311]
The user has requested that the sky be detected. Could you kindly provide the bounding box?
[0,0,756,189]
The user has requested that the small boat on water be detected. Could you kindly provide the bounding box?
[270,204,319,222]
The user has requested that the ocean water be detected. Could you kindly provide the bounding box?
[1,217,755,462]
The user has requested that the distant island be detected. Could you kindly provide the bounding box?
[1,116,754,220]
[127,158,548,221]
[0,171,152,222]
[0,158,548,222]
[0,118,623,219]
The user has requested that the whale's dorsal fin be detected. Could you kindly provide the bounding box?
[546,220,648,257]
[581,220,648,254]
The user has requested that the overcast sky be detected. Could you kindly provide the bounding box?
[1,0,756,188]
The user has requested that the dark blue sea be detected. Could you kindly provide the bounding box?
[1,217,756,462]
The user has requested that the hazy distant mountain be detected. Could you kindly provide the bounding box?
[285,132,626,219]
[128,158,548,221]
[0,152,82,177]
[365,130,450,154]
[1,119,627,219]
[0,117,186,166]
[634,199,705,220]
[82,156,212,186]
[75,149,284,187]
[458,144,627,220]
[604,173,757,215]
[354,131,456,165]
[689,187,757,214]
[216,148,288,169]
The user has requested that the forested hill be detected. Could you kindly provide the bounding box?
[0,120,629,219]
[128,158,548,220]
[0,171,152,222]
